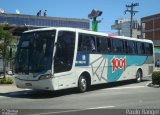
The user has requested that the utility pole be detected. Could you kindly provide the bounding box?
[125,3,139,37]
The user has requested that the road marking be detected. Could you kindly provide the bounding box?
[88,106,116,109]
[0,96,9,99]
[102,86,146,90]
[0,96,5,98]
[29,106,115,115]
[29,110,85,115]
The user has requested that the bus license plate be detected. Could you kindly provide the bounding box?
[25,83,32,86]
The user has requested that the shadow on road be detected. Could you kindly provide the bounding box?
[89,79,149,92]
[0,79,150,99]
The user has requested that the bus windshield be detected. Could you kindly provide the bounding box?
[15,30,56,74]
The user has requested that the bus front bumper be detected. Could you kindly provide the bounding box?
[14,77,54,91]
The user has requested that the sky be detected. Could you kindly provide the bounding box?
[0,0,160,33]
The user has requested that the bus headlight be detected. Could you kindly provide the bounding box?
[39,74,52,80]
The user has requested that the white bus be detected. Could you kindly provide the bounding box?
[14,27,154,92]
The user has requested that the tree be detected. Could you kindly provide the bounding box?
[0,24,16,78]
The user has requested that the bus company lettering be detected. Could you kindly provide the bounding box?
[111,56,126,72]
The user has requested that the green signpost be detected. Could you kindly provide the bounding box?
[88,9,103,32]
[92,20,98,32]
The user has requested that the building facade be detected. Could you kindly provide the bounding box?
[0,13,89,28]
[0,13,90,35]
[141,13,160,47]
[111,18,141,38]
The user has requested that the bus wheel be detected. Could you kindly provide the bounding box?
[78,75,87,93]
[136,70,142,83]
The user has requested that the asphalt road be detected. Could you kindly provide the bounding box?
[0,77,160,115]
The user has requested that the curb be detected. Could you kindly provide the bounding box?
[147,82,160,88]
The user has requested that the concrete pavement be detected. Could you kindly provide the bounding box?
[0,84,24,93]
[0,76,25,93]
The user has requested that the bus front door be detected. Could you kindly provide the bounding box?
[54,31,76,89]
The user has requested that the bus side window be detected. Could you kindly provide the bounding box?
[126,41,136,55]
[78,35,84,51]
[90,36,96,52]
[112,39,124,54]
[78,35,89,52]
[125,41,128,54]
[107,38,112,53]
[96,37,111,54]
[137,42,145,55]
[78,34,96,53]
[149,43,153,55]
[144,43,153,55]
[133,42,137,54]
[96,36,100,53]
[97,37,105,53]
[142,43,145,55]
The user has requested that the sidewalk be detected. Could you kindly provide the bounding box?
[0,84,24,93]
[0,76,25,93]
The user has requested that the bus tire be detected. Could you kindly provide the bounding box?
[78,75,87,93]
[136,69,142,83]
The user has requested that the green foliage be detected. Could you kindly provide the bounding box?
[0,25,16,59]
[0,77,14,84]
[0,24,17,78]
[152,71,160,85]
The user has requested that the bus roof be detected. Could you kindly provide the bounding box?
[24,27,153,44]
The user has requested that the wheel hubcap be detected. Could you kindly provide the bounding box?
[137,72,141,82]
[81,78,86,90]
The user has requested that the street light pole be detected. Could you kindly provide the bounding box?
[125,3,139,37]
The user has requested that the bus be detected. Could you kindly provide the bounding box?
[14,27,154,92]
